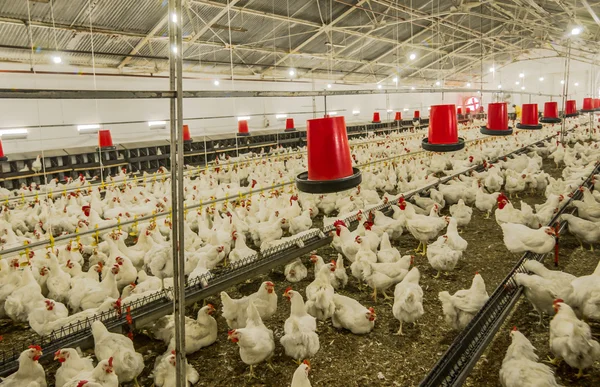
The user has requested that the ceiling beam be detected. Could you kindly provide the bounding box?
[117,17,169,69]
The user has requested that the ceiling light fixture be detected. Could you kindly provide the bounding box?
[519,73,524,78]
[52,56,62,64]
[213,80,220,86]
[288,69,296,77]
[571,27,582,36]
[0,128,28,139]
[409,53,416,60]
[77,124,100,133]
[539,77,544,81]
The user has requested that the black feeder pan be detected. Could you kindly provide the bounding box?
[296,167,362,194]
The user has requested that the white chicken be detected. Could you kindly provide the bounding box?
[152,350,199,387]
[426,235,462,278]
[227,302,275,378]
[449,199,472,229]
[499,328,560,387]
[438,273,489,330]
[392,267,424,335]
[501,223,556,254]
[0,346,46,387]
[91,320,145,385]
[148,304,218,354]
[284,258,308,283]
[549,300,600,378]
[220,281,277,329]
[280,288,319,361]
[514,273,557,324]
[331,294,376,334]
[61,358,118,387]
[291,361,312,387]
[54,348,94,387]
[305,263,336,321]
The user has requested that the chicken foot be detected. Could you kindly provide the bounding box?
[414,241,423,253]
[247,365,257,379]
[545,356,562,366]
[394,321,404,336]
[267,359,275,372]
[484,211,491,219]
[434,270,442,279]
[420,243,428,256]
[576,368,590,379]
[381,289,392,300]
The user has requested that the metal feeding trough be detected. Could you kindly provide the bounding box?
[480,102,513,136]
[421,104,465,152]
[296,116,361,194]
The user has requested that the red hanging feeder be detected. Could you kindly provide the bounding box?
[421,104,465,152]
[595,98,600,111]
[372,112,381,123]
[183,124,192,143]
[540,101,561,123]
[394,112,402,121]
[457,107,463,115]
[516,104,542,130]
[296,116,361,193]
[237,120,250,136]
[564,100,578,118]
[98,130,116,151]
[413,110,420,121]
[480,102,513,136]
[466,107,471,115]
[285,118,296,132]
[582,97,595,113]
[0,139,7,161]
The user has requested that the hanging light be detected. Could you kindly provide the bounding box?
[213,80,220,86]
[497,84,502,89]
[521,86,525,90]
[560,80,565,84]
[377,84,382,89]
[52,55,62,64]
[489,67,495,73]
[435,81,441,86]
[571,27,582,36]
[327,84,332,89]
[409,53,416,60]
[172,46,178,54]
[171,13,178,23]
[574,82,579,86]
[392,77,398,83]
[539,77,544,81]
[466,82,471,87]
[515,81,520,85]
[403,108,409,111]
[519,73,525,78]
[289,69,296,77]
[411,86,415,90]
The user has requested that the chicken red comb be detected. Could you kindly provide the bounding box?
[475,271,479,275]
[265,281,274,287]
[29,345,42,351]
[77,381,88,387]
[368,307,375,314]
[171,350,176,355]
[553,298,564,304]
[330,260,336,266]
[284,286,292,294]
[227,329,236,336]
[108,357,113,367]
[333,220,346,228]
[512,326,518,331]
[303,359,311,367]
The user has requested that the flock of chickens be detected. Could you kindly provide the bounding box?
[0,116,599,386]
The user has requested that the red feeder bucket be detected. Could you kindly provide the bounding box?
[295,116,361,194]
[285,118,296,132]
[582,97,594,112]
[413,110,420,120]
[394,112,402,121]
[183,124,192,143]
[466,107,471,114]
[372,112,381,123]
[422,104,465,152]
[237,120,250,136]
[98,130,116,150]
[594,98,600,111]
[565,100,578,118]
[0,139,7,161]
[516,104,542,130]
[457,107,463,115]
[480,102,513,136]
[540,101,561,124]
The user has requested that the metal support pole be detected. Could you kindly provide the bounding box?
[324,94,327,117]
[169,0,187,383]
[560,40,572,144]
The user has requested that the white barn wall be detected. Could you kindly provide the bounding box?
[1,56,586,154]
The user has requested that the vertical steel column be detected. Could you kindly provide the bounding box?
[169,0,187,383]
[560,40,571,144]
